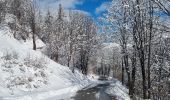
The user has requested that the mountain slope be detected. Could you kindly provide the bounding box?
[0,26,92,100]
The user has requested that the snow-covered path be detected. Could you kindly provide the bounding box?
[71,80,130,100]
[0,79,130,100]
[0,84,91,100]
[72,82,114,100]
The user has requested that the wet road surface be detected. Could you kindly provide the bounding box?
[72,83,117,100]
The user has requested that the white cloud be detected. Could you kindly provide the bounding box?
[95,2,110,14]
[72,9,91,16]
[38,0,83,12]
[38,0,89,17]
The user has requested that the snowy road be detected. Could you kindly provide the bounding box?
[71,82,117,100]
[0,80,130,100]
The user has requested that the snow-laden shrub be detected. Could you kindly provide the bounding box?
[2,51,19,61]
[24,54,47,69]
[1,52,48,94]
[12,51,19,59]
[2,51,13,61]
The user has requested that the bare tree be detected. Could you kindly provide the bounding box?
[27,0,37,50]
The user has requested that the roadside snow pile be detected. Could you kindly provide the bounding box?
[0,26,92,100]
[106,80,130,100]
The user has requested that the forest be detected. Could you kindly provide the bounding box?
[0,0,170,100]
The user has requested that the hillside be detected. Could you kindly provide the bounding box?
[0,26,93,100]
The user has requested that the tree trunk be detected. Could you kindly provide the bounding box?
[122,58,125,85]
[140,49,147,99]
[130,48,136,98]
[124,53,131,95]
[68,44,73,67]
[147,1,153,98]
[33,32,36,50]
[54,53,59,62]
[32,17,36,50]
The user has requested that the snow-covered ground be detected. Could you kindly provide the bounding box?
[0,26,96,100]
[106,79,130,100]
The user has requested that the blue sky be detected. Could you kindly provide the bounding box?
[38,0,111,19]
[76,0,111,18]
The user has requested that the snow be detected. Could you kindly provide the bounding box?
[106,79,130,100]
[4,14,16,24]
[102,43,120,50]
[0,26,93,100]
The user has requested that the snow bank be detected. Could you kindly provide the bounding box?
[0,26,92,100]
[106,80,130,100]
